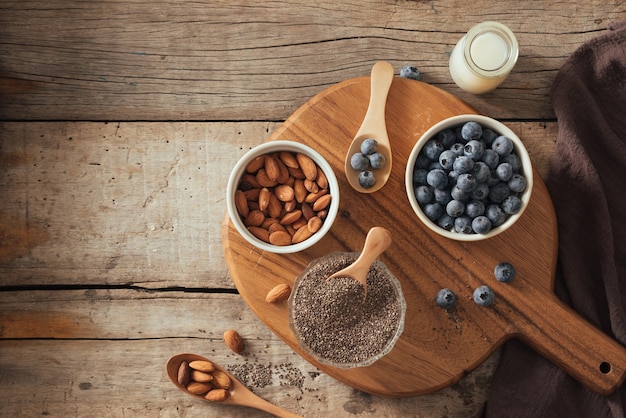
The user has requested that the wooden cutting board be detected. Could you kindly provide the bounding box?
[222,76,626,397]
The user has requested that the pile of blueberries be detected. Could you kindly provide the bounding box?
[412,120,528,235]
[350,138,387,189]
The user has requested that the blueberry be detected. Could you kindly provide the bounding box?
[368,152,386,169]
[481,149,500,169]
[446,199,465,217]
[454,216,473,234]
[427,169,448,190]
[488,182,511,203]
[486,204,507,227]
[471,182,490,200]
[481,128,499,146]
[415,185,434,205]
[437,214,455,231]
[450,143,465,157]
[400,65,421,80]
[451,185,470,202]
[486,170,501,187]
[461,121,483,141]
[423,202,444,221]
[453,155,475,174]
[360,138,378,155]
[465,200,485,218]
[436,288,457,309]
[358,170,376,189]
[423,139,444,160]
[413,168,429,185]
[494,262,516,283]
[502,195,522,214]
[350,153,370,171]
[434,188,452,206]
[429,161,443,170]
[472,216,492,234]
[448,170,460,186]
[439,149,458,170]
[415,154,431,169]
[464,140,485,161]
[437,129,457,147]
[456,173,477,192]
[501,153,521,171]
[496,162,513,181]
[472,161,491,183]
[508,174,527,193]
[492,135,514,156]
[473,285,495,306]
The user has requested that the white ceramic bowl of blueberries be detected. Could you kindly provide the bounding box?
[405,114,533,241]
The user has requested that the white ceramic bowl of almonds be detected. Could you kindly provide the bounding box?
[226,140,340,254]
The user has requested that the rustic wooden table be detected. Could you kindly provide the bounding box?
[1,1,625,417]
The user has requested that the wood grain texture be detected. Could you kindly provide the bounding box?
[0,290,500,417]
[0,120,555,288]
[1,1,624,121]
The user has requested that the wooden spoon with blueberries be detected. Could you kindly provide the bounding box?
[344,61,394,193]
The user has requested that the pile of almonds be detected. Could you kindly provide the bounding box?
[177,359,232,402]
[235,150,333,246]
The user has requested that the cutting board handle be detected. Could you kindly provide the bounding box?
[515,288,626,395]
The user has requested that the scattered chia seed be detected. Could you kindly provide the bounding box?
[290,253,404,367]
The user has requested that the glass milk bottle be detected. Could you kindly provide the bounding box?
[449,22,519,94]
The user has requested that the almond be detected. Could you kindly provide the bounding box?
[189,360,216,373]
[241,173,261,189]
[265,283,292,303]
[211,370,232,389]
[223,329,245,355]
[243,188,260,200]
[312,194,332,211]
[268,222,288,234]
[279,151,299,168]
[234,190,249,217]
[205,388,229,402]
[284,199,297,212]
[316,169,328,189]
[292,216,307,230]
[267,193,283,219]
[275,156,291,183]
[248,226,270,243]
[264,154,281,182]
[258,187,271,211]
[307,216,323,233]
[301,202,314,220]
[296,153,317,181]
[256,168,277,187]
[294,179,307,203]
[304,178,319,193]
[244,210,265,227]
[304,189,328,204]
[292,225,313,244]
[191,370,213,383]
[269,230,292,246]
[288,166,306,179]
[177,361,191,387]
[187,381,212,395]
[245,155,265,173]
[280,210,302,225]
[274,184,295,202]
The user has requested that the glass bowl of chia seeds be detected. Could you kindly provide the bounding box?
[288,252,407,369]
[405,114,533,241]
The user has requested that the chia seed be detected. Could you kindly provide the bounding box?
[290,253,404,367]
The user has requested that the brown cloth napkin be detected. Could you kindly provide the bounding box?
[475,20,626,418]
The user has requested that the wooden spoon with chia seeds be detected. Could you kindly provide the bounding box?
[327,227,392,301]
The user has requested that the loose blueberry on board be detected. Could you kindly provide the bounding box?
[358,170,376,189]
[494,262,516,283]
[436,288,457,309]
[473,285,495,306]
[399,65,421,80]
[350,153,370,171]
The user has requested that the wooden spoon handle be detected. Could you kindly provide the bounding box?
[512,287,626,395]
[349,227,393,279]
[355,61,394,141]
[238,396,303,418]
